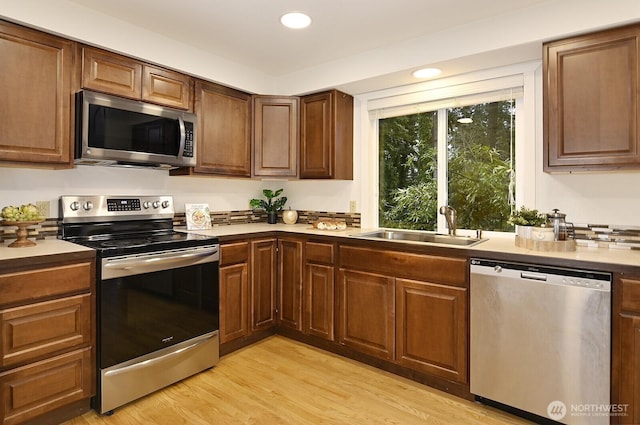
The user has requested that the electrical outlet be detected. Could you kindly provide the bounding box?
[349,200,357,213]
[36,201,50,218]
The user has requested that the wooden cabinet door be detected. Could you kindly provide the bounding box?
[219,263,249,344]
[544,23,640,171]
[617,312,640,424]
[304,241,336,341]
[300,90,353,179]
[278,238,303,331]
[337,269,394,360]
[615,276,640,424]
[191,81,252,176]
[0,21,73,166]
[305,263,335,340]
[395,278,467,383]
[142,65,193,110]
[81,46,142,99]
[251,239,277,331]
[0,347,92,425]
[253,96,299,177]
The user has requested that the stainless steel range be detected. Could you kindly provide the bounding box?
[59,195,220,415]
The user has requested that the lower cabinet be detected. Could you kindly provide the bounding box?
[251,238,277,331]
[304,241,336,341]
[278,238,303,331]
[221,235,470,395]
[396,278,467,383]
[614,275,640,424]
[337,269,395,360]
[0,254,96,425]
[338,245,469,385]
[219,242,250,344]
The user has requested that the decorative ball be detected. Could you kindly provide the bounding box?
[282,208,298,225]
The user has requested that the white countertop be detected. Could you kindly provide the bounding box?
[0,238,94,262]
[3,223,639,268]
[185,223,640,269]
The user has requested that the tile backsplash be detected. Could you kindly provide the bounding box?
[1,210,361,243]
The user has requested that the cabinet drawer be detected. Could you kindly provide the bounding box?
[1,294,91,367]
[0,262,92,306]
[220,242,249,266]
[0,347,93,425]
[621,278,640,313]
[339,246,467,287]
[305,241,335,264]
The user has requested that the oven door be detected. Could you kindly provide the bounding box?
[99,245,219,369]
[97,245,219,413]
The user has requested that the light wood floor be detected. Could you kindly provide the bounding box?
[64,336,531,425]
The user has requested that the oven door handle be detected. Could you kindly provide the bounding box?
[103,332,217,378]
[102,247,218,278]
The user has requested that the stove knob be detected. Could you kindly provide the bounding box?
[83,201,93,211]
[70,201,80,211]
[161,200,170,209]
[142,201,151,209]
[152,201,160,208]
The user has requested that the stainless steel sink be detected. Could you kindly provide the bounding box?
[354,229,485,246]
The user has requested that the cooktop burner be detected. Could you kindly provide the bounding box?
[69,230,218,258]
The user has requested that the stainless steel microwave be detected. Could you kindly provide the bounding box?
[75,90,197,170]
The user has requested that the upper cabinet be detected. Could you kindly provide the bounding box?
[80,46,193,110]
[172,81,252,177]
[300,90,354,179]
[0,21,74,167]
[544,23,640,172]
[253,96,299,178]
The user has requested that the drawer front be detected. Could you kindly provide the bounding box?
[0,262,92,306]
[305,241,335,264]
[0,347,93,425]
[220,242,249,266]
[1,295,91,368]
[621,278,640,313]
[339,245,468,287]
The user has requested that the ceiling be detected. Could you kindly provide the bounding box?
[68,0,547,78]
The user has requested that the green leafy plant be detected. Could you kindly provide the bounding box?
[508,206,546,227]
[250,189,287,213]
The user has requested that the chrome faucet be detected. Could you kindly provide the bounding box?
[439,205,457,236]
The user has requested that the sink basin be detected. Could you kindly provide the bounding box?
[354,229,485,246]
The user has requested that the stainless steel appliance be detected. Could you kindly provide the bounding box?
[75,90,197,169]
[470,258,611,425]
[60,195,219,414]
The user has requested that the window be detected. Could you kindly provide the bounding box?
[378,96,517,233]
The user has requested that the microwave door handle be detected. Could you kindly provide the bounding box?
[177,116,186,158]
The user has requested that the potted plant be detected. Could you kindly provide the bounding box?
[250,188,287,224]
[508,206,546,239]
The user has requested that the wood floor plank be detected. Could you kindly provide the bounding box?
[62,336,532,424]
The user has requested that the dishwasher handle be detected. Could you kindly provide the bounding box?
[520,272,547,281]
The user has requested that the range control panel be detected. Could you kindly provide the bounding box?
[60,195,174,223]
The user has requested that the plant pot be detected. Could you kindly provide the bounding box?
[267,212,277,224]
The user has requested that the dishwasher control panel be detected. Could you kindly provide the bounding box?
[470,258,612,292]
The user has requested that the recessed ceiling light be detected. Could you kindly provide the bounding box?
[412,68,442,79]
[280,12,312,29]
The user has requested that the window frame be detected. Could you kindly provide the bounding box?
[359,61,540,235]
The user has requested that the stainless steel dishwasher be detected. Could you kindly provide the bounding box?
[470,258,611,425]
